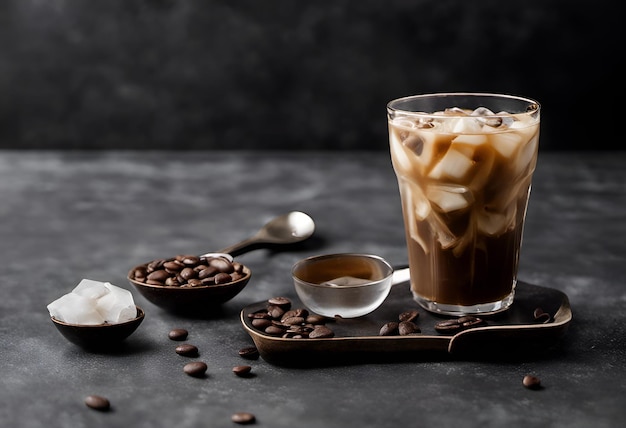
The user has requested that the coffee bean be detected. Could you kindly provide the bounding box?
[434,319,461,333]
[180,267,198,281]
[175,344,199,357]
[305,314,327,324]
[379,321,399,336]
[238,346,260,360]
[231,412,256,424]
[458,316,487,328]
[523,375,542,390]
[282,316,305,326]
[163,260,184,271]
[165,276,181,286]
[181,255,201,265]
[198,266,219,279]
[84,395,110,411]
[147,258,166,272]
[252,318,272,329]
[214,272,234,284]
[264,325,286,336]
[435,316,486,334]
[267,296,291,310]
[209,257,235,273]
[267,305,285,319]
[192,278,207,287]
[249,310,270,319]
[132,266,147,280]
[183,361,208,377]
[399,310,419,322]
[308,325,335,338]
[147,269,169,283]
[282,308,309,321]
[398,321,420,335]
[168,328,188,341]
[232,365,252,377]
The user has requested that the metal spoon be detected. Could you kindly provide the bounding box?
[210,211,315,257]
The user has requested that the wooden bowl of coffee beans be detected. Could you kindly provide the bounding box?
[127,253,252,313]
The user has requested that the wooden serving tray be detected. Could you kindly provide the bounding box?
[240,281,572,367]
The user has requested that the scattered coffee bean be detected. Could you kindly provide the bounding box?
[232,365,252,377]
[458,316,487,329]
[84,395,110,411]
[378,311,423,336]
[132,254,247,287]
[533,307,552,323]
[523,375,542,390]
[433,319,462,333]
[398,321,420,335]
[379,322,399,336]
[168,328,189,341]
[434,316,487,334]
[238,346,260,360]
[231,412,256,424]
[183,361,208,377]
[175,344,199,357]
[399,310,419,323]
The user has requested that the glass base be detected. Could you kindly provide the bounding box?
[412,289,515,316]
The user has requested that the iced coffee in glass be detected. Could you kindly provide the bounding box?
[387,93,540,315]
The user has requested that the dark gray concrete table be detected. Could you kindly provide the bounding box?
[1,150,625,428]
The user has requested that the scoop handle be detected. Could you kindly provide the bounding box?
[391,266,410,287]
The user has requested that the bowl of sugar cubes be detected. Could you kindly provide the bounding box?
[47,279,145,349]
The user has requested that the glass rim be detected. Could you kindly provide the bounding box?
[387,92,540,117]
[291,253,394,289]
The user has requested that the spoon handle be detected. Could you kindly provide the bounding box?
[217,237,263,257]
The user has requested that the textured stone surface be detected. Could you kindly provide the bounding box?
[0,0,624,150]
[0,150,625,427]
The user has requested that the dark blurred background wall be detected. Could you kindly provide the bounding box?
[0,0,623,151]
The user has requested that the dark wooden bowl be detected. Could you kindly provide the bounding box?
[51,306,145,349]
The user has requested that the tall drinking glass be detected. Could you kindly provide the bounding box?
[387,93,540,315]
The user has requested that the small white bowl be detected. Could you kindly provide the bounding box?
[291,253,394,318]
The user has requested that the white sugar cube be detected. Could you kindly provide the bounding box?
[47,293,105,325]
[48,279,136,325]
[96,282,136,323]
[72,279,110,300]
